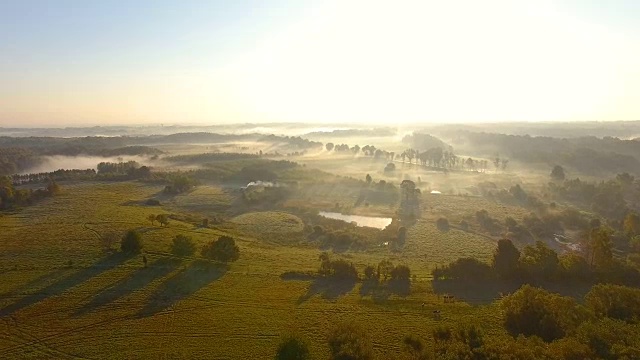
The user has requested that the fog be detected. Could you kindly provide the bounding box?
[19,155,151,174]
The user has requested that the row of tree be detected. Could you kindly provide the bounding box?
[276,282,640,359]
[0,176,60,210]
[119,229,240,263]
[434,234,639,285]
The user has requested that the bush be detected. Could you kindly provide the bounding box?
[585,284,640,323]
[171,234,197,257]
[145,199,161,206]
[120,229,143,254]
[501,285,588,342]
[275,335,310,360]
[327,322,374,360]
[201,235,240,262]
[433,257,492,281]
[436,217,450,231]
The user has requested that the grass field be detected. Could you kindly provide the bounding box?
[0,180,511,359]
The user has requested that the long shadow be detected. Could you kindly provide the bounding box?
[75,257,182,316]
[432,279,522,305]
[0,252,131,317]
[360,279,411,303]
[296,276,356,304]
[432,279,596,305]
[0,268,71,300]
[137,260,227,317]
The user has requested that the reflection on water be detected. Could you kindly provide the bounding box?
[319,211,392,229]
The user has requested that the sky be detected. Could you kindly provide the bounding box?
[1,0,639,127]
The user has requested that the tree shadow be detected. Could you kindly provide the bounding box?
[0,268,71,300]
[432,279,522,305]
[296,276,356,304]
[0,252,131,316]
[75,257,182,316]
[137,260,227,317]
[432,279,595,305]
[360,279,411,303]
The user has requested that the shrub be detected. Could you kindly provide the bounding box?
[121,229,143,254]
[201,235,240,262]
[275,335,310,360]
[328,322,374,360]
[145,199,160,206]
[171,234,197,257]
[436,217,450,231]
[501,285,588,342]
[585,284,640,323]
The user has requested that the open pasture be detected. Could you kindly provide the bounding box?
[0,180,509,359]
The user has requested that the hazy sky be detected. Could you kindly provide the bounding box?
[1,0,639,126]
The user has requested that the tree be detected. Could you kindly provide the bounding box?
[120,229,143,254]
[550,165,566,181]
[377,259,394,281]
[363,265,377,280]
[46,179,61,195]
[588,227,613,269]
[585,284,640,323]
[327,322,374,360]
[436,217,450,231]
[147,214,156,225]
[101,232,119,253]
[275,335,310,360]
[402,335,427,360]
[384,162,396,173]
[623,211,640,238]
[171,234,196,257]
[501,158,509,172]
[326,143,334,152]
[156,214,169,227]
[492,239,521,279]
[397,226,407,244]
[520,241,560,280]
[501,285,587,342]
[390,264,411,281]
[201,235,240,262]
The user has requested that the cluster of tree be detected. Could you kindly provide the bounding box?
[229,161,298,183]
[549,173,637,224]
[434,235,640,286]
[258,134,322,149]
[147,213,170,226]
[0,176,60,210]
[402,132,449,150]
[275,322,374,360]
[361,260,412,297]
[309,226,372,252]
[120,229,240,263]
[97,161,145,176]
[318,252,359,280]
[305,127,396,138]
[488,184,545,211]
[164,152,259,165]
[451,131,640,176]
[357,176,399,206]
[498,284,640,357]
[11,169,96,185]
[163,174,196,194]
[0,147,40,176]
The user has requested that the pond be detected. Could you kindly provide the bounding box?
[318,211,392,229]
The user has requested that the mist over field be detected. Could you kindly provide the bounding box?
[18,155,153,174]
[3,0,640,357]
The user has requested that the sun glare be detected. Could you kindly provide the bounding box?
[223,0,634,124]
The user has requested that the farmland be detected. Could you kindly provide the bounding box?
[0,179,506,359]
[2,127,640,359]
